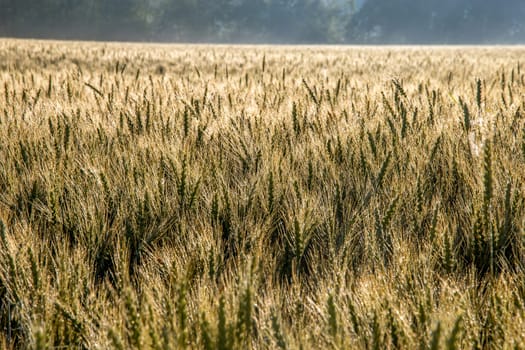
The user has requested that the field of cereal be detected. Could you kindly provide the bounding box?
[1,40,525,348]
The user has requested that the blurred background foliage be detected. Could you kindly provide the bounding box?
[0,0,524,44]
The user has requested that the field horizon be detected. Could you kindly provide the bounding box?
[5,37,525,48]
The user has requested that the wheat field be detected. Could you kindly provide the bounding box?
[1,39,525,349]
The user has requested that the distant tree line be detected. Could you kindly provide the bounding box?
[0,0,352,43]
[350,0,525,44]
[0,0,524,43]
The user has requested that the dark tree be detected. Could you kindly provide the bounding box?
[349,0,525,44]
